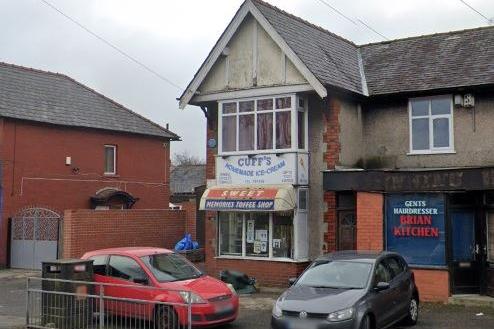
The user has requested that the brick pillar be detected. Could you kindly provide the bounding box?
[356,192,384,251]
[204,106,218,276]
[322,98,340,253]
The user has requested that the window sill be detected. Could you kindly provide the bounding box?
[215,255,309,263]
[103,173,120,178]
[218,150,309,157]
[407,150,456,156]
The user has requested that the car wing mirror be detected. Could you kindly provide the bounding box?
[374,282,390,291]
[133,277,149,285]
[288,277,297,286]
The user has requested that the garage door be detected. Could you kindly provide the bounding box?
[10,208,60,270]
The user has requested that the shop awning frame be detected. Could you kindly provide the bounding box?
[199,185,296,212]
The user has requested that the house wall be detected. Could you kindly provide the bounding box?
[198,14,306,95]
[62,209,184,259]
[362,93,494,169]
[0,118,171,266]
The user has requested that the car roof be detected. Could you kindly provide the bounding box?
[315,250,400,263]
[83,247,174,258]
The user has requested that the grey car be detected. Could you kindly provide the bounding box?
[271,251,419,329]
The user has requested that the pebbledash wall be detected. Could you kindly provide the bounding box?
[62,209,185,259]
[0,118,172,266]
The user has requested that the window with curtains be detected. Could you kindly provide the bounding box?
[409,96,454,154]
[220,95,306,154]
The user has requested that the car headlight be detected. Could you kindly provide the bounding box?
[179,291,206,304]
[226,283,237,295]
[327,308,354,322]
[272,301,283,318]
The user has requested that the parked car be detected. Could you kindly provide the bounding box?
[271,251,419,329]
[82,247,239,328]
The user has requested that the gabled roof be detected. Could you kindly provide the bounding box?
[180,0,494,105]
[170,164,206,194]
[0,62,180,140]
[360,26,494,95]
[252,0,364,95]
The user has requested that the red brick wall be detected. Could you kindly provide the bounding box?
[62,209,184,258]
[412,269,450,302]
[322,98,341,252]
[356,192,384,251]
[206,258,309,288]
[180,199,197,241]
[0,118,171,265]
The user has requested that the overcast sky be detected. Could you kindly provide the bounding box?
[1,0,493,160]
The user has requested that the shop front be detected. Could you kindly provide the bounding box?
[324,167,494,301]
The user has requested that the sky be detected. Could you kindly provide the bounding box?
[1,0,493,161]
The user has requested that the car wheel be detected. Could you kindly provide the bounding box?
[360,315,371,329]
[154,306,178,329]
[402,296,419,326]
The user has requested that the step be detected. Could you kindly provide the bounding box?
[448,294,494,308]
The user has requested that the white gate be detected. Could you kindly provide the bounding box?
[10,208,61,270]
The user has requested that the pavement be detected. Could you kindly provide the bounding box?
[1,269,494,329]
[0,269,40,329]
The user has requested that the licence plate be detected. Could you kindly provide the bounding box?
[287,319,318,329]
[214,302,234,313]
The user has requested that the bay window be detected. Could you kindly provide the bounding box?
[409,96,454,154]
[218,212,294,260]
[219,95,307,154]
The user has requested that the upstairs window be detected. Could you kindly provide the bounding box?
[104,145,117,174]
[219,95,306,154]
[409,96,454,154]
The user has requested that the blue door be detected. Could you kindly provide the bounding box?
[450,210,480,294]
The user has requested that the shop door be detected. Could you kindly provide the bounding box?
[486,212,494,297]
[450,210,481,294]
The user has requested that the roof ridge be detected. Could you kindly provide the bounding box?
[62,75,180,140]
[359,24,494,47]
[0,61,180,140]
[250,0,357,47]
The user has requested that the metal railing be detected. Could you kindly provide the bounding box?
[26,277,192,329]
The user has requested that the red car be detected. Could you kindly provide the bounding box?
[82,247,239,328]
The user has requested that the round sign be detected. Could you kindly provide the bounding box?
[207,138,217,148]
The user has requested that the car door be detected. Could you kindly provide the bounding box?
[368,260,395,328]
[103,255,155,319]
[384,256,410,322]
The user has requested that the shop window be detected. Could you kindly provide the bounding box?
[218,212,294,259]
[219,213,243,256]
[245,214,270,257]
[219,95,306,154]
[337,192,356,251]
[385,194,446,266]
[409,96,454,154]
[272,214,293,258]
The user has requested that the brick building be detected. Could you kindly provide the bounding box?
[0,62,179,268]
[179,0,494,301]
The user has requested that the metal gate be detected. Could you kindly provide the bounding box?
[10,207,61,270]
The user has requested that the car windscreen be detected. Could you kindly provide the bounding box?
[140,253,203,282]
[296,260,372,289]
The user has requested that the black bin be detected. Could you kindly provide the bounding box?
[41,259,94,329]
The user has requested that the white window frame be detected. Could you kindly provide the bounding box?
[104,145,117,175]
[408,95,455,155]
[217,212,296,261]
[218,94,308,156]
